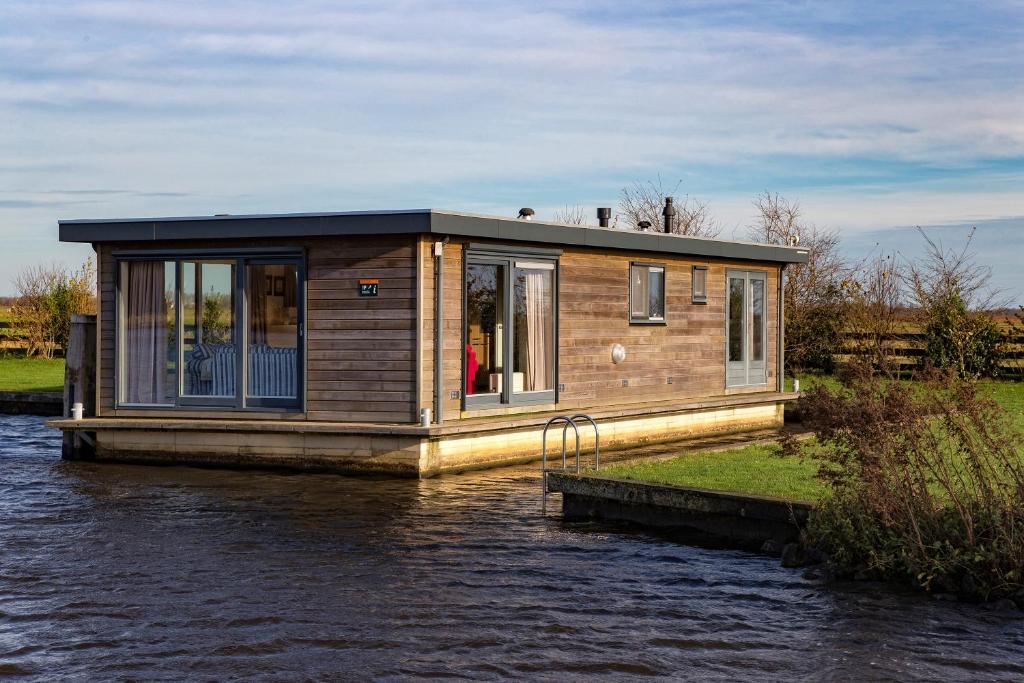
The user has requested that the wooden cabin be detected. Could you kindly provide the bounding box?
[51,209,808,476]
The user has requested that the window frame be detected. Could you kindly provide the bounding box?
[691,265,708,304]
[113,248,305,412]
[725,269,768,388]
[629,262,667,325]
[462,246,559,411]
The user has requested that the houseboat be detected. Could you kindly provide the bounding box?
[50,207,807,476]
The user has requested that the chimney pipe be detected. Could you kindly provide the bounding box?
[662,196,676,234]
[596,207,611,228]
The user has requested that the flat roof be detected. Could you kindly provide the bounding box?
[58,208,808,264]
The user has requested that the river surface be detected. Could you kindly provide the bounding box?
[0,415,1022,681]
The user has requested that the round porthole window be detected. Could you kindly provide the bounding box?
[611,344,626,364]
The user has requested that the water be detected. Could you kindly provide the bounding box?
[0,415,1022,681]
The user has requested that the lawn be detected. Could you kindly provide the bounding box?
[0,357,66,393]
[601,444,827,503]
[602,376,1024,504]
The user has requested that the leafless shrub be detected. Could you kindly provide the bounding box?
[792,362,1024,601]
[748,191,847,373]
[552,205,588,226]
[617,178,720,237]
[845,251,904,376]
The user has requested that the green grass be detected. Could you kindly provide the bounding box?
[0,357,65,393]
[602,444,828,503]
[605,377,1024,504]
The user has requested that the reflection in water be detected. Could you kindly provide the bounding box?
[0,415,1022,680]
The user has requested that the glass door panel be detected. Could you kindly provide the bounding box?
[748,274,767,383]
[726,275,747,386]
[181,260,237,398]
[465,263,506,399]
[120,260,176,405]
[246,262,299,400]
[726,270,768,387]
[512,263,554,393]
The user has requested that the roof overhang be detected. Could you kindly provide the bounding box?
[58,208,809,264]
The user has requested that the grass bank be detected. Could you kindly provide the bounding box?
[603,376,1024,503]
[0,357,65,393]
[601,444,826,503]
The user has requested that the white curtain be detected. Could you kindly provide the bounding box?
[125,262,167,404]
[524,270,553,391]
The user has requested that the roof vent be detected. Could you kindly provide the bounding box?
[662,197,676,234]
[517,208,535,220]
[597,207,611,228]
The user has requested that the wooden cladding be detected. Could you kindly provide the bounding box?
[97,235,420,423]
[420,239,779,420]
[96,233,778,426]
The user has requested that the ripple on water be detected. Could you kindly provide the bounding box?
[0,414,1022,680]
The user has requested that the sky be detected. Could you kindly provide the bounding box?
[2,1,1023,301]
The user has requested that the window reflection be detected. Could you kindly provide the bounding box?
[465,263,505,396]
[513,264,554,393]
[247,263,299,399]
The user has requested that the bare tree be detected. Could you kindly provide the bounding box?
[846,251,903,375]
[552,204,588,226]
[617,178,720,237]
[748,191,847,373]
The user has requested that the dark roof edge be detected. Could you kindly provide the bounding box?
[428,210,808,264]
[58,208,808,264]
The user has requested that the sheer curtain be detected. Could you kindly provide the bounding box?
[125,262,167,403]
[524,270,553,391]
[248,265,268,345]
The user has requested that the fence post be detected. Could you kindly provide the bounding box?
[62,314,96,459]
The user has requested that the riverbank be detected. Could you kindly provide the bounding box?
[0,357,64,393]
[0,357,66,416]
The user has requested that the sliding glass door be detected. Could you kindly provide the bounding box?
[465,252,557,408]
[181,260,237,404]
[726,270,767,388]
[245,261,300,407]
[117,251,303,410]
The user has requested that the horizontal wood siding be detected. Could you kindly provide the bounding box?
[95,235,418,423]
[556,250,778,409]
[421,238,780,419]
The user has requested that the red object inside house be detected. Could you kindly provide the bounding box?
[465,344,478,395]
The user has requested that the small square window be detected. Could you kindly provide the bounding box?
[692,265,708,304]
[630,263,666,323]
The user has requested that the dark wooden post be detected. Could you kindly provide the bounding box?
[62,314,97,459]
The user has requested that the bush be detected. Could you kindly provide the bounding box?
[921,292,1002,377]
[789,363,1024,601]
[909,227,1004,378]
[9,260,96,357]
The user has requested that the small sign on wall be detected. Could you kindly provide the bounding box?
[359,279,379,296]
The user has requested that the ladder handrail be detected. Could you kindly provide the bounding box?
[541,413,599,511]
[565,413,600,471]
[541,416,579,473]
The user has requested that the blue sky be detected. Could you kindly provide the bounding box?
[2,1,1023,300]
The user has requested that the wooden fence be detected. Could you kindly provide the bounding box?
[0,321,63,357]
[838,329,1024,377]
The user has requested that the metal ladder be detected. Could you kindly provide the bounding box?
[541,414,599,510]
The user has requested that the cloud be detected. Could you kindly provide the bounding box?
[0,0,1023,294]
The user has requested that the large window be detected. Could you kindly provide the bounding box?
[117,252,303,410]
[630,263,666,323]
[726,269,767,387]
[465,250,557,408]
